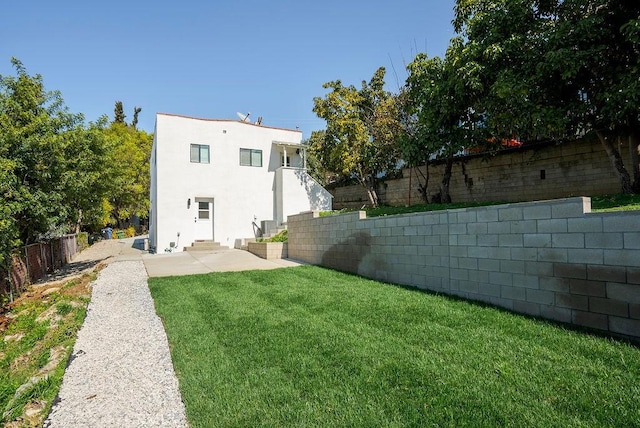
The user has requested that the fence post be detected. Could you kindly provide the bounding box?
[5,259,14,303]
[40,243,46,278]
[62,237,67,265]
[24,246,29,283]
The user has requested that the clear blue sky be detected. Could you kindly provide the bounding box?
[1,0,457,139]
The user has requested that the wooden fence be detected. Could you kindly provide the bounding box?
[1,234,78,301]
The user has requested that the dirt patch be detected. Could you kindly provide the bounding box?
[4,332,24,343]
[60,266,104,299]
[0,267,98,335]
[35,305,62,327]
[39,344,67,375]
[9,351,31,372]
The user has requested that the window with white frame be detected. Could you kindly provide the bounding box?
[190,144,210,163]
[239,148,262,167]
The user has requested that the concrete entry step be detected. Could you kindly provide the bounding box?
[184,241,229,252]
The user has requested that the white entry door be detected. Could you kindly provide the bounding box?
[194,198,214,240]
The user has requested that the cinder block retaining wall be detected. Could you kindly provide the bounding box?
[288,198,640,343]
[247,242,288,259]
[330,138,630,208]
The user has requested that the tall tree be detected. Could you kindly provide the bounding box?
[0,58,83,247]
[113,100,126,124]
[312,67,402,207]
[60,117,114,232]
[452,0,640,193]
[403,45,485,203]
[303,133,331,186]
[132,106,142,129]
[395,88,427,203]
[0,58,110,274]
[548,0,640,193]
[102,122,153,228]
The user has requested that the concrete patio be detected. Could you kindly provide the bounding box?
[141,247,304,277]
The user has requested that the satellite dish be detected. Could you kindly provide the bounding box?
[255,116,263,125]
[236,112,250,122]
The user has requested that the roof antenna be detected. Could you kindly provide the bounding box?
[236,112,250,122]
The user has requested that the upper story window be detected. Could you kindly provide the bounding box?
[240,148,262,167]
[190,144,210,164]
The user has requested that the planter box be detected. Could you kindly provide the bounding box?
[247,242,288,260]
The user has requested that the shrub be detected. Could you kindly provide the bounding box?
[76,232,89,251]
[266,230,288,243]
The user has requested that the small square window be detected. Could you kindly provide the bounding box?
[240,148,262,167]
[190,144,210,163]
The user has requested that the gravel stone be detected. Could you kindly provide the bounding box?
[44,260,188,427]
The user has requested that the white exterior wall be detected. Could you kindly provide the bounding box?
[149,126,158,248]
[149,113,326,252]
[276,168,333,224]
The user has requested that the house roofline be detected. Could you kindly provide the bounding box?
[156,112,303,133]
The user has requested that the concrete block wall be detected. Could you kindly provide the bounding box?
[331,138,631,208]
[247,242,288,260]
[288,198,640,343]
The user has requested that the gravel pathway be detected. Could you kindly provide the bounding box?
[44,260,188,427]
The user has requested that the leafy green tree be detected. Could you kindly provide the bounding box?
[451,0,587,149]
[113,100,126,124]
[452,0,640,193]
[548,0,640,193]
[0,59,134,275]
[0,58,83,250]
[60,117,114,232]
[312,68,402,207]
[0,150,20,271]
[403,45,485,203]
[0,58,118,281]
[102,119,152,228]
[302,134,330,186]
[395,88,433,204]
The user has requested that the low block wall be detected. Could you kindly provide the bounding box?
[288,198,640,343]
[247,242,288,260]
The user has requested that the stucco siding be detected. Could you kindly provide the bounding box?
[276,168,333,225]
[151,113,323,252]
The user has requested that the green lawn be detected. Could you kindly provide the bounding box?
[321,193,640,217]
[149,266,640,427]
[591,193,640,212]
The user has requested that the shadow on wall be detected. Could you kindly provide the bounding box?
[320,231,386,277]
[293,168,333,210]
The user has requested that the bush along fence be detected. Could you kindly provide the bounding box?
[1,234,78,302]
[288,197,640,344]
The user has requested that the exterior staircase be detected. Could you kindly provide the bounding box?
[184,240,228,252]
[238,222,287,250]
[261,220,287,238]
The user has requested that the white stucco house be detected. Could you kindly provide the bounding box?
[149,113,332,253]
